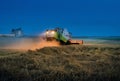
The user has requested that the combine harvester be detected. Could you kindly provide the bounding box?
[43,28,83,45]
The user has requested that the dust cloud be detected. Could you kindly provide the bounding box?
[31,40,60,50]
[0,37,60,50]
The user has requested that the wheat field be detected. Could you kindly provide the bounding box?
[0,45,120,81]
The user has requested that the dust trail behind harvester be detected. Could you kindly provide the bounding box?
[31,39,60,50]
[0,37,60,50]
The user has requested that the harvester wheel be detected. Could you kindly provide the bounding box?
[65,41,71,45]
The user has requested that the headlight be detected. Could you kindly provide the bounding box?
[51,31,55,34]
[46,31,49,34]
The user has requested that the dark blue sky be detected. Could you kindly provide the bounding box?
[0,0,120,36]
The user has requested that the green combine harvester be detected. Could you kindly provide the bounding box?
[44,28,83,45]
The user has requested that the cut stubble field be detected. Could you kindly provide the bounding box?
[0,45,120,81]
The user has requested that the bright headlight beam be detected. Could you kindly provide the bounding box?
[46,31,49,34]
[51,31,55,34]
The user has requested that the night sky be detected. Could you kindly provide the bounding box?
[0,0,120,36]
